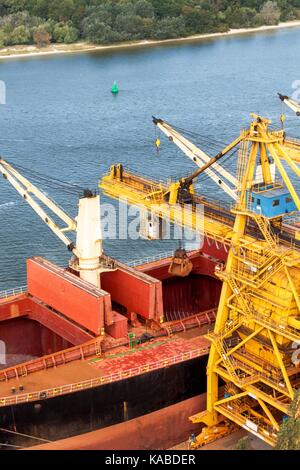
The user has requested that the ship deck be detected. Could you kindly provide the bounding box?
[0,250,218,409]
[0,329,210,406]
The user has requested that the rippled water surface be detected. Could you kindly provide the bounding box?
[1,27,300,289]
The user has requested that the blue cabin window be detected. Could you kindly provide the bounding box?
[247,185,297,218]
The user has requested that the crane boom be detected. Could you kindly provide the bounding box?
[0,158,106,288]
[184,134,243,185]
[152,117,239,200]
[278,93,300,116]
[0,158,75,248]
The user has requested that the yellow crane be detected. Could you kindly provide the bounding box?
[100,113,300,446]
[152,116,239,201]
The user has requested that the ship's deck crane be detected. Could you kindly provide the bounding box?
[101,114,300,241]
[0,158,111,289]
[152,117,240,201]
[279,93,300,116]
[100,114,300,447]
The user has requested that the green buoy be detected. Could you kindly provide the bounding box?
[111,81,119,94]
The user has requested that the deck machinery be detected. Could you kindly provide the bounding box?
[100,114,300,447]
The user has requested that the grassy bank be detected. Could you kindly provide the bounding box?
[0,20,300,60]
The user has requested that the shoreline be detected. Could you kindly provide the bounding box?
[0,20,300,60]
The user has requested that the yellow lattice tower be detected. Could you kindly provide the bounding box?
[99,114,300,447]
[190,115,300,447]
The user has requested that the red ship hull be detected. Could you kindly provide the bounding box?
[0,240,227,449]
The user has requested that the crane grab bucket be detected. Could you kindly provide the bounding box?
[168,248,193,277]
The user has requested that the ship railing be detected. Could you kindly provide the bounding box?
[103,166,169,188]
[283,212,300,226]
[285,136,300,147]
[127,251,175,267]
[0,346,210,408]
[249,309,300,343]
[0,285,27,300]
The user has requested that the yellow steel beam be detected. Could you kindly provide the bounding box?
[284,265,300,313]
[214,391,248,406]
[268,330,294,400]
[275,142,300,179]
[203,139,261,424]
[216,365,293,399]
[246,386,289,415]
[213,403,277,447]
[101,176,233,242]
[240,141,259,204]
[257,398,280,432]
[268,143,300,211]
[259,142,273,185]
[214,325,264,368]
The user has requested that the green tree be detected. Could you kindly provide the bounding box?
[235,436,252,450]
[225,5,259,28]
[82,16,120,44]
[0,29,6,47]
[83,5,114,26]
[0,0,297,47]
[115,14,146,40]
[134,0,154,18]
[150,0,184,18]
[47,0,76,22]
[9,24,30,44]
[184,9,217,34]
[53,22,78,43]
[29,0,52,19]
[151,16,186,39]
[115,1,135,16]
[277,0,296,19]
[3,0,28,14]
[276,390,300,450]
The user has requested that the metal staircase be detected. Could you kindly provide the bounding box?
[253,214,278,249]
[217,271,253,317]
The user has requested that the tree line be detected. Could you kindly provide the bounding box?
[0,0,299,48]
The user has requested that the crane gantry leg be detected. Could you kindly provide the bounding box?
[188,116,300,448]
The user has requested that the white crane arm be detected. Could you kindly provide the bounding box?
[278,93,300,116]
[153,118,238,200]
[0,158,76,248]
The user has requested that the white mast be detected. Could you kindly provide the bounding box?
[0,159,107,288]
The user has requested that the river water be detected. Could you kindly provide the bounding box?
[0,27,300,289]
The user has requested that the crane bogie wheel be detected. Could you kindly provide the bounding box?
[224,383,240,397]
[190,422,235,449]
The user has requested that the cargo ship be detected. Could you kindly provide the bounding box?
[0,251,223,449]
[1,105,300,449]
[0,159,226,449]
